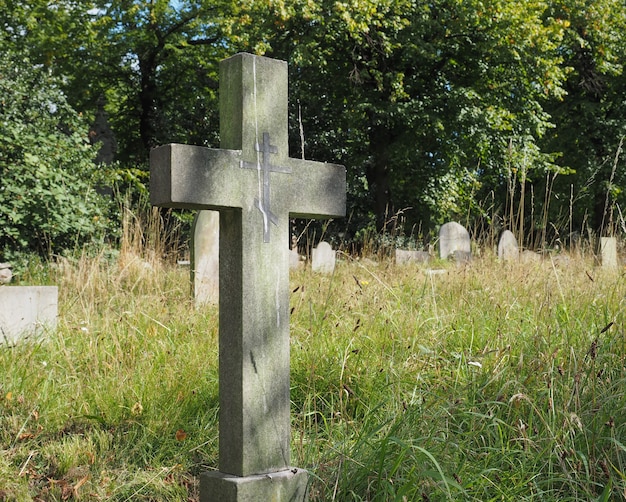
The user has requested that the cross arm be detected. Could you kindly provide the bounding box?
[150,144,242,210]
[286,159,346,219]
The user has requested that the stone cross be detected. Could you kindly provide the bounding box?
[150,53,346,501]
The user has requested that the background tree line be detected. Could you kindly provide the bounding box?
[1,0,625,257]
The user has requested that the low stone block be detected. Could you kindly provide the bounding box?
[600,237,618,269]
[192,210,220,305]
[0,286,58,344]
[395,249,430,265]
[521,250,541,263]
[201,468,309,502]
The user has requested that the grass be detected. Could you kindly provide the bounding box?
[1,246,626,500]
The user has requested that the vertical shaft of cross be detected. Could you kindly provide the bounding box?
[217,54,292,477]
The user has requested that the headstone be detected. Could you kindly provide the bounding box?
[439,222,471,261]
[289,235,303,270]
[552,253,571,266]
[521,250,542,263]
[191,210,219,305]
[311,241,336,274]
[395,249,430,265]
[89,95,117,165]
[0,263,12,284]
[0,286,58,344]
[150,53,346,502]
[600,237,618,269]
[426,269,447,277]
[498,230,519,262]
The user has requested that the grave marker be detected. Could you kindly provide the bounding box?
[290,235,303,270]
[395,249,430,265]
[89,95,117,165]
[439,222,471,262]
[600,237,618,269]
[0,263,12,284]
[498,230,519,262]
[191,210,220,305]
[311,241,336,274]
[150,53,345,501]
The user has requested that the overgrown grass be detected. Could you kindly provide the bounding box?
[1,248,625,500]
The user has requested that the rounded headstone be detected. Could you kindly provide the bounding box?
[312,241,336,274]
[498,230,519,261]
[439,222,471,260]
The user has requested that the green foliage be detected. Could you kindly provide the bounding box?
[56,0,235,163]
[0,48,111,256]
[542,0,626,234]
[231,0,573,235]
[2,0,626,248]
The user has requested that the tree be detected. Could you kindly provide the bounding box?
[1,0,237,165]
[55,0,236,164]
[541,0,626,236]
[231,0,569,238]
[0,47,110,256]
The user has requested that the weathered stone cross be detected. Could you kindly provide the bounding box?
[150,53,345,501]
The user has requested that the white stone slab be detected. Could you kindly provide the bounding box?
[600,237,618,269]
[395,249,430,265]
[439,222,471,261]
[311,241,336,274]
[498,230,519,262]
[0,263,12,284]
[289,236,303,270]
[0,286,58,344]
[192,210,219,305]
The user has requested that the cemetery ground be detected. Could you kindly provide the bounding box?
[1,239,625,500]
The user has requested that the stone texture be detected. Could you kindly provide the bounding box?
[395,249,430,265]
[521,250,542,263]
[0,263,12,284]
[600,237,618,269]
[439,222,471,261]
[0,286,58,344]
[150,53,345,501]
[201,468,309,502]
[191,210,219,305]
[311,241,336,274]
[290,236,303,270]
[498,230,519,262]
[89,95,117,165]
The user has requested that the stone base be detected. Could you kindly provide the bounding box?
[200,467,309,502]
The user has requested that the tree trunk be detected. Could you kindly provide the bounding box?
[366,124,394,232]
[138,52,160,160]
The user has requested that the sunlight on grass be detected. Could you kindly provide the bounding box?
[1,249,625,500]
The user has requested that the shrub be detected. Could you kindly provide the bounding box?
[0,48,111,257]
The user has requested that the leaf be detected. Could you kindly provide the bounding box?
[175,429,187,441]
[23,153,40,165]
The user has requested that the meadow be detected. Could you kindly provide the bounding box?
[1,235,625,501]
